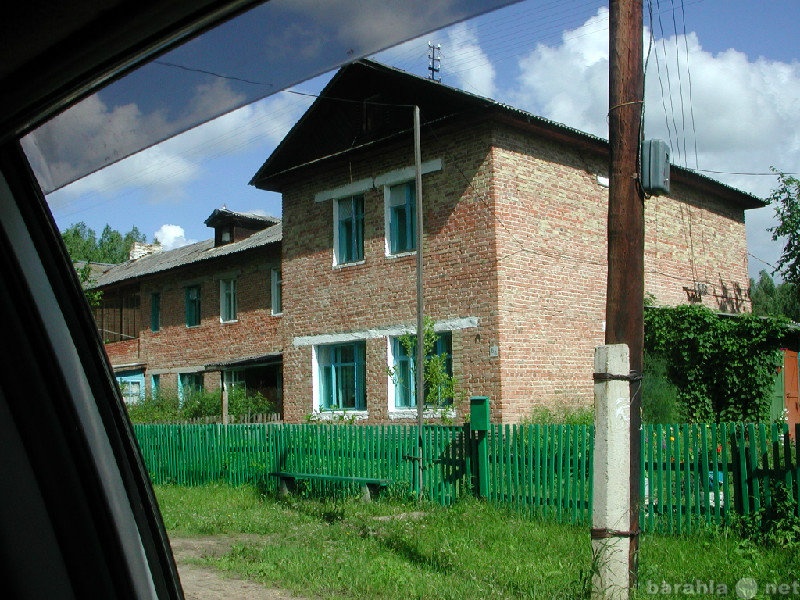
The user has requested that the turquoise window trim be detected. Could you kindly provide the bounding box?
[318,341,365,410]
[336,195,364,264]
[389,182,416,254]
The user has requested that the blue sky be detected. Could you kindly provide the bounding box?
[35,0,800,280]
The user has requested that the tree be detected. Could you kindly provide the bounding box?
[62,222,147,264]
[768,170,800,286]
[749,270,800,321]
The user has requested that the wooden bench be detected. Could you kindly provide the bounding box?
[269,471,392,501]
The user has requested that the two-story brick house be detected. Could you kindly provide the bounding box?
[97,209,284,411]
[97,59,762,424]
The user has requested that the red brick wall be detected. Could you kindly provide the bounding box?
[280,123,501,423]
[278,120,751,423]
[103,245,283,401]
[490,124,750,421]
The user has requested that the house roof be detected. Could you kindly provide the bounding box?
[92,220,282,288]
[203,207,279,229]
[250,59,764,211]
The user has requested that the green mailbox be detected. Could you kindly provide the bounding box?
[470,396,490,431]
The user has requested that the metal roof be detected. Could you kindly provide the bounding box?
[92,221,282,288]
[250,59,764,211]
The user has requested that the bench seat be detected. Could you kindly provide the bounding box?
[269,471,392,501]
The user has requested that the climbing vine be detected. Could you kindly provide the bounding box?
[644,304,788,422]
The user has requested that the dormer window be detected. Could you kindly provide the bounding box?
[204,208,280,248]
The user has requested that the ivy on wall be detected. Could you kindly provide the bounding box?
[644,304,788,422]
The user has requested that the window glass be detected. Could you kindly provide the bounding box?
[271,268,282,315]
[390,332,452,408]
[318,342,365,410]
[178,372,203,405]
[335,195,364,264]
[388,182,416,254]
[185,285,201,327]
[220,278,237,322]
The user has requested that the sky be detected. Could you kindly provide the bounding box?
[38,0,800,281]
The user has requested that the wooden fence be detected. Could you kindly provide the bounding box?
[133,421,798,534]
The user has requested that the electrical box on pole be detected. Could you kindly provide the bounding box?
[641,139,670,195]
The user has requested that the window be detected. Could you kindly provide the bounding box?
[178,372,203,405]
[387,181,416,254]
[223,370,244,393]
[220,278,237,322]
[185,285,201,327]
[150,292,160,332]
[116,370,145,404]
[390,332,452,408]
[317,342,365,410]
[271,268,282,315]
[150,374,160,398]
[334,195,364,264]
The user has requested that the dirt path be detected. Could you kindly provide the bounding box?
[170,534,309,600]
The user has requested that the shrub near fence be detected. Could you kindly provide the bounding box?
[133,421,799,534]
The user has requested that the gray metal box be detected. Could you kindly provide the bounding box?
[641,139,670,195]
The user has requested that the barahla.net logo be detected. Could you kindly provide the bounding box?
[645,577,800,597]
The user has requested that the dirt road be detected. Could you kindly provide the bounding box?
[170,535,309,600]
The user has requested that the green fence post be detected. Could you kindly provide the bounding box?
[470,396,490,499]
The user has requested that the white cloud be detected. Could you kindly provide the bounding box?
[45,90,311,205]
[154,224,195,250]
[443,23,496,98]
[506,7,800,278]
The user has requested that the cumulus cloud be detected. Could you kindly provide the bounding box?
[506,7,800,276]
[42,89,311,205]
[154,224,195,250]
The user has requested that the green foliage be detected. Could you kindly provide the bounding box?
[389,316,456,408]
[769,169,800,286]
[523,405,594,425]
[62,221,148,264]
[641,352,683,423]
[644,305,786,422]
[735,482,800,550]
[749,269,800,321]
[126,393,181,423]
[126,388,275,424]
[76,262,103,308]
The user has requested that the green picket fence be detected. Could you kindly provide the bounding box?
[133,421,799,534]
[641,422,800,534]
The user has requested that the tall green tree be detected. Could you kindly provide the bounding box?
[749,269,800,321]
[62,222,147,264]
[768,170,800,286]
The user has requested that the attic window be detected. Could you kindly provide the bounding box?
[220,225,233,244]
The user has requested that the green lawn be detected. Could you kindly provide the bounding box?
[155,484,800,599]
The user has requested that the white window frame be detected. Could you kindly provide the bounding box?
[220,277,238,323]
[270,267,282,316]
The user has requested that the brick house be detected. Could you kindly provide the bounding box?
[97,208,284,411]
[97,59,762,423]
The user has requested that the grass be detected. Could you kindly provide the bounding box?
[156,484,800,599]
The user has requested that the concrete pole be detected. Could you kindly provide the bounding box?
[592,344,631,600]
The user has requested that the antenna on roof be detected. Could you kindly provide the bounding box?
[427,42,441,83]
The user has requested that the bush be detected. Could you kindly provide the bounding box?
[125,388,275,424]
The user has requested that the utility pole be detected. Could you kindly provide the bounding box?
[414,105,425,500]
[606,0,644,589]
[428,42,441,82]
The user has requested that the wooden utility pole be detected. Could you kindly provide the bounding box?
[606,0,644,588]
[414,105,425,500]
